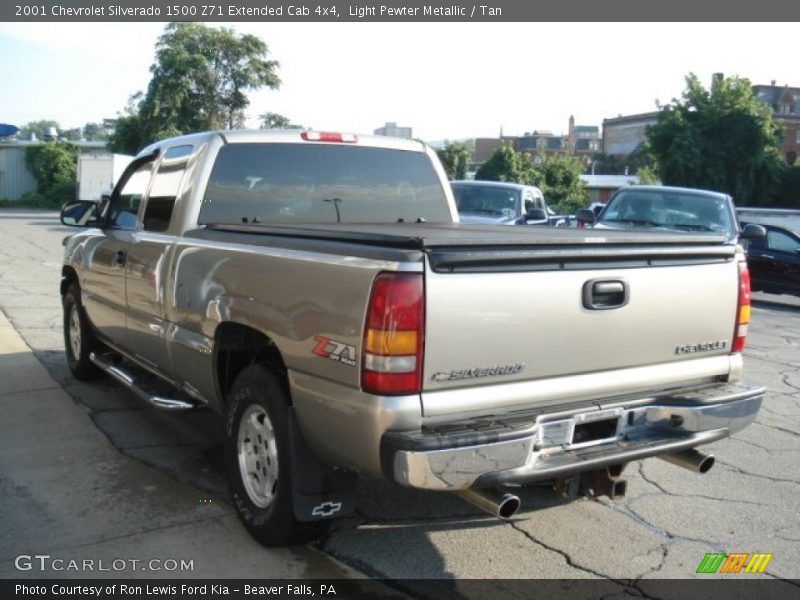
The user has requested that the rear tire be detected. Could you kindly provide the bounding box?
[63,283,105,381]
[224,363,328,546]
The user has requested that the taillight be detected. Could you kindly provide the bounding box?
[732,261,751,353]
[362,272,424,395]
[301,131,357,143]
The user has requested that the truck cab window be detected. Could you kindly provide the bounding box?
[108,164,153,230]
[143,145,192,232]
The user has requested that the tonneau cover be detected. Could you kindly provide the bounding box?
[198,222,729,250]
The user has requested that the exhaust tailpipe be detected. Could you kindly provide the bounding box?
[658,449,715,474]
[457,488,521,519]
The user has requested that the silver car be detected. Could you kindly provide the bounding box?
[451,180,549,225]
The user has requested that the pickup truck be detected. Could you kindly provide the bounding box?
[59,130,765,546]
[450,180,549,225]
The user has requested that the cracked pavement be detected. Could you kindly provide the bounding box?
[0,209,798,591]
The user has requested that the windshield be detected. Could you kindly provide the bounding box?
[599,189,735,239]
[451,184,522,218]
[199,143,450,225]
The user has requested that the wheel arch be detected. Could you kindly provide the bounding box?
[61,265,78,297]
[213,322,290,410]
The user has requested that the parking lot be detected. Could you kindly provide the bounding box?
[1,209,799,590]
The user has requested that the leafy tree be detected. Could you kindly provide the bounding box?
[18,120,60,141]
[107,92,170,154]
[437,141,473,180]
[475,143,536,184]
[531,154,588,214]
[61,127,83,141]
[768,163,800,207]
[83,122,111,141]
[259,112,302,129]
[646,73,783,205]
[636,165,660,185]
[588,144,655,176]
[24,141,79,203]
[109,23,281,154]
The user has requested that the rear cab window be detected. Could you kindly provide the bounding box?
[198,143,450,225]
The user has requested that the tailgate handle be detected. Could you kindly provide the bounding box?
[583,279,628,310]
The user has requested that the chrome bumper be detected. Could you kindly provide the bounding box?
[382,381,764,491]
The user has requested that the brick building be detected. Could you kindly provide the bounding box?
[753,81,800,164]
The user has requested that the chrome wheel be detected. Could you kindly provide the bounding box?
[68,305,82,359]
[237,403,279,508]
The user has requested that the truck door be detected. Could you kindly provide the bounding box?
[80,158,155,348]
[125,144,194,373]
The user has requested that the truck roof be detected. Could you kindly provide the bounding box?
[137,129,429,158]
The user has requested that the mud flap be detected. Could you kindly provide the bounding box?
[288,407,357,522]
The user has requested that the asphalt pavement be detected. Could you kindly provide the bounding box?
[0,209,798,592]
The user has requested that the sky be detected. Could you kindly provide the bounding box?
[0,22,797,143]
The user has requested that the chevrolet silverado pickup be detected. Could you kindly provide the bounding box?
[59,130,765,545]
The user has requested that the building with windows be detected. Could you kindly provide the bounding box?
[602,112,659,156]
[603,80,800,165]
[471,116,600,170]
[373,122,413,139]
[753,81,800,164]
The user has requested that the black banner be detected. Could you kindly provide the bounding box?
[3,579,800,600]
[4,0,800,22]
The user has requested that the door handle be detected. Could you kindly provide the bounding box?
[115,249,127,266]
[761,254,775,260]
[583,279,628,310]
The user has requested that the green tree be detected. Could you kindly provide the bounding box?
[636,165,660,185]
[531,154,588,214]
[109,23,281,154]
[24,141,79,203]
[83,122,110,141]
[475,143,536,184]
[259,112,302,129]
[646,73,783,205]
[61,127,82,141]
[437,141,473,180]
[17,119,60,141]
[768,163,800,207]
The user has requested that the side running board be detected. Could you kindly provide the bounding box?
[89,352,198,411]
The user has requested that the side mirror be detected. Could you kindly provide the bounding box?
[740,223,766,241]
[60,200,100,227]
[526,208,547,222]
[575,209,596,225]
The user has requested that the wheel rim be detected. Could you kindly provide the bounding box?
[68,305,82,359]
[237,403,279,508]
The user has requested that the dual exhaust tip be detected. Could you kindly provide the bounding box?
[455,448,714,520]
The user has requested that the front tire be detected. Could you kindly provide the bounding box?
[63,283,105,381]
[224,364,327,546]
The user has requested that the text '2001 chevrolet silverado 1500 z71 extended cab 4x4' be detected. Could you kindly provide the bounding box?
[59,129,765,545]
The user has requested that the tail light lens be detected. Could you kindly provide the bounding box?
[732,261,750,353]
[361,272,424,395]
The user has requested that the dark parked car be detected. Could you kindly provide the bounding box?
[744,223,800,296]
[577,185,764,243]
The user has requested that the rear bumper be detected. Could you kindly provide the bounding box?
[381,381,764,491]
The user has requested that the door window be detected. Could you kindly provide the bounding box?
[767,230,800,254]
[142,145,192,232]
[108,163,153,230]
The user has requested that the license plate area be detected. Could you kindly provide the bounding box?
[538,408,624,450]
[572,418,619,445]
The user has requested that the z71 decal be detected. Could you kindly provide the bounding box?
[312,335,357,367]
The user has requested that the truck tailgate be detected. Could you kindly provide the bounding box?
[421,237,739,416]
